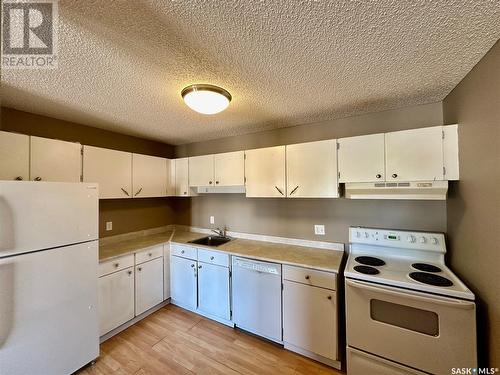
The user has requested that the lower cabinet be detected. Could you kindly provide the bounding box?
[163,244,171,300]
[170,255,198,310]
[135,257,164,315]
[98,266,135,336]
[197,262,230,320]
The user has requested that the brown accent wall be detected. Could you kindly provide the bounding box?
[0,107,176,237]
[174,102,447,244]
[443,41,500,367]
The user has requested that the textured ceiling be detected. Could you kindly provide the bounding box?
[2,0,499,145]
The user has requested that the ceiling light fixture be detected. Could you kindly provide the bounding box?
[181,84,232,115]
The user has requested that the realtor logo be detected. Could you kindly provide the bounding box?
[1,0,58,69]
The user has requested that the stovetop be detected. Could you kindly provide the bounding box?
[345,227,475,300]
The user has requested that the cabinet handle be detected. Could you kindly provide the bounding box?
[114,263,119,268]
[198,265,202,269]
[137,267,142,271]
[327,295,332,300]
[134,187,143,196]
[215,181,219,184]
[183,191,187,195]
[190,264,195,268]
[127,270,133,275]
[209,181,213,185]
[305,275,310,280]
[210,256,214,260]
[376,174,381,179]
[34,177,42,181]
[289,185,299,195]
[14,176,23,181]
[121,188,130,196]
[392,173,398,178]
[274,186,284,195]
[148,253,152,257]
[181,250,185,254]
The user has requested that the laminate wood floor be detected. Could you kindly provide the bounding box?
[77,304,344,375]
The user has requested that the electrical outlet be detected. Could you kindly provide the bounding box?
[314,225,325,235]
[210,216,215,224]
[106,222,113,231]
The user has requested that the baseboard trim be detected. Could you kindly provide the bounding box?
[284,342,341,370]
[99,299,170,343]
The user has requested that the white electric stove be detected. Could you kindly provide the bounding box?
[345,227,477,375]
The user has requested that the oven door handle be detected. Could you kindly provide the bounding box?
[346,279,475,309]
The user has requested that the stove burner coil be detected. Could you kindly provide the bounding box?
[411,263,442,273]
[355,256,386,267]
[354,265,380,275]
[409,272,453,287]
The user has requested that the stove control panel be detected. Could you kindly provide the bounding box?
[350,227,445,252]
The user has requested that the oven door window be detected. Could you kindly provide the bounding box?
[370,299,439,336]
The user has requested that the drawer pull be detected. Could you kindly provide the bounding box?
[148,253,152,257]
[127,270,132,275]
[181,250,185,254]
[191,264,195,268]
[114,263,119,268]
[137,267,142,271]
[15,176,23,181]
[327,295,332,300]
[210,256,214,260]
[34,176,42,181]
[305,275,310,280]
[198,265,202,269]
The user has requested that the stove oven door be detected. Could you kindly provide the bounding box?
[345,279,477,375]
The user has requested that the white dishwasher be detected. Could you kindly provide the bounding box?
[232,257,282,343]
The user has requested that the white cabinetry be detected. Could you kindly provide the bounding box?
[98,266,135,336]
[83,145,132,198]
[245,146,286,197]
[0,131,30,181]
[338,133,385,183]
[189,154,214,186]
[132,153,167,198]
[135,256,164,315]
[30,136,81,182]
[385,126,443,181]
[197,262,230,321]
[166,159,175,196]
[286,140,338,198]
[163,244,171,300]
[170,253,198,310]
[214,151,245,186]
[283,265,338,367]
[174,157,190,196]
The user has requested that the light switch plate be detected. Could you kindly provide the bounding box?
[106,221,113,231]
[210,216,215,224]
[314,225,325,235]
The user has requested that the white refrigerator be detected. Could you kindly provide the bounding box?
[0,181,99,375]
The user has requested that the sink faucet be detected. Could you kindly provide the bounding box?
[211,226,227,237]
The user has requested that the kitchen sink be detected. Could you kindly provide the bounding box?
[188,236,232,247]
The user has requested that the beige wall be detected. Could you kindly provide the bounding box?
[0,107,176,237]
[443,40,500,367]
[174,102,447,244]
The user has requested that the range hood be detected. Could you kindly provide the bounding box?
[345,181,448,200]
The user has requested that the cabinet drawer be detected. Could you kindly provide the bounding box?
[197,248,229,267]
[135,245,163,264]
[283,265,336,290]
[170,243,197,260]
[99,254,135,277]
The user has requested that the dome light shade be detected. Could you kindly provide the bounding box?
[181,84,232,115]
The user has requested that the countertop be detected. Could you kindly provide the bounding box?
[99,229,344,273]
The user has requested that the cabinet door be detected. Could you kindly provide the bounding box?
[286,140,338,198]
[166,159,175,196]
[0,131,29,181]
[283,281,337,361]
[132,153,167,198]
[174,158,190,196]
[385,126,443,181]
[214,151,245,186]
[338,133,385,183]
[135,257,164,315]
[197,262,230,320]
[83,145,132,199]
[189,155,214,186]
[245,146,286,197]
[98,267,135,336]
[170,255,197,310]
[30,136,81,182]
[163,244,170,300]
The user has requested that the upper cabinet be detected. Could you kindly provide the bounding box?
[189,155,214,186]
[132,153,167,198]
[189,151,245,187]
[385,126,443,181]
[83,145,132,199]
[245,146,286,197]
[286,140,339,198]
[166,159,175,196]
[0,131,30,181]
[338,134,385,183]
[30,136,81,182]
[214,151,245,186]
[174,157,190,196]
